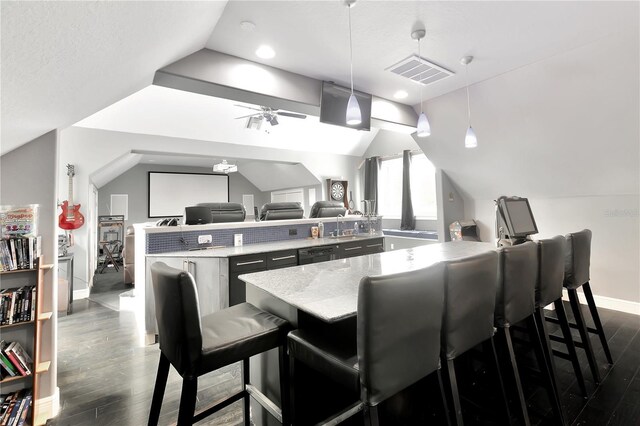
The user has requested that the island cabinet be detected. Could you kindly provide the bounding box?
[337,237,384,259]
[229,249,297,306]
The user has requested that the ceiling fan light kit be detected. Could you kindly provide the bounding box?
[213,159,238,174]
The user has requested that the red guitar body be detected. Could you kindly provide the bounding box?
[59,200,85,230]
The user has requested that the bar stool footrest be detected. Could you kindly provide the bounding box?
[193,389,246,423]
[246,384,282,423]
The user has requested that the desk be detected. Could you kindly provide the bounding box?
[58,254,74,314]
[241,241,495,424]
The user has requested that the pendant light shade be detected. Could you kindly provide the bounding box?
[345,0,361,126]
[346,93,362,125]
[412,28,430,138]
[417,112,431,137]
[465,126,477,148]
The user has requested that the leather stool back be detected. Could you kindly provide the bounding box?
[564,229,591,290]
[357,263,445,405]
[151,262,202,377]
[442,251,498,360]
[536,236,566,307]
[495,242,537,327]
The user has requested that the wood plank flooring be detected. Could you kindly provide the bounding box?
[46,298,640,425]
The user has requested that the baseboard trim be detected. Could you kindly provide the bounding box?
[35,386,60,425]
[562,291,640,316]
[73,288,90,300]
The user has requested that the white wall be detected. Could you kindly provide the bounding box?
[416,29,639,304]
[59,126,363,290]
[1,131,58,416]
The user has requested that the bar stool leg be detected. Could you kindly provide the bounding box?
[567,289,601,384]
[583,282,613,364]
[527,315,565,425]
[278,346,291,426]
[436,368,453,426]
[148,353,170,426]
[364,405,380,426]
[499,326,530,426]
[243,358,251,426]
[553,299,588,398]
[534,308,565,416]
[482,337,513,425]
[177,377,198,426]
[442,357,464,426]
[288,353,297,426]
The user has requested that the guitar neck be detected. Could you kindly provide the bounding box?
[68,174,74,205]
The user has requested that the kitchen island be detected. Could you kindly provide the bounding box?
[240,241,494,425]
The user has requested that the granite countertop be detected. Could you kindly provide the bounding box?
[240,241,495,323]
[146,232,385,258]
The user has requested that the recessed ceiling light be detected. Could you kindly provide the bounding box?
[393,90,408,99]
[255,45,275,59]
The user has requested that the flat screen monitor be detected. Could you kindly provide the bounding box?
[499,197,538,238]
[319,81,372,131]
[184,206,212,225]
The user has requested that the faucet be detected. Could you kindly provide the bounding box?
[335,214,343,237]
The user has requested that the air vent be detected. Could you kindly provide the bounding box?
[386,55,454,86]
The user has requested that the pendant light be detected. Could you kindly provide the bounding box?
[345,0,361,126]
[412,28,431,137]
[461,55,477,148]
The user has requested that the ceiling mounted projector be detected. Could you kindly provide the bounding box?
[213,160,237,174]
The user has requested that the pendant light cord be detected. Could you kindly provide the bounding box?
[465,65,471,126]
[419,38,424,113]
[348,4,354,94]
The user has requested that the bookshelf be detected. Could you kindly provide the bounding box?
[0,257,52,425]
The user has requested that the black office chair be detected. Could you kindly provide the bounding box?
[534,237,587,398]
[260,202,304,221]
[287,263,448,425]
[197,202,246,223]
[440,251,510,426]
[558,229,612,384]
[148,262,291,426]
[309,201,347,218]
[495,242,565,426]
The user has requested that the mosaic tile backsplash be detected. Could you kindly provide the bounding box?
[146,218,383,254]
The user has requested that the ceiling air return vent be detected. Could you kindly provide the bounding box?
[386,55,454,86]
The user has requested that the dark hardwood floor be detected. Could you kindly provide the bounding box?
[46,298,639,425]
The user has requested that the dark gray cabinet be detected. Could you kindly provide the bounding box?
[229,249,298,305]
[337,237,385,259]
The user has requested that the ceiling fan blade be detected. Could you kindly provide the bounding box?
[234,114,261,120]
[276,112,307,119]
[234,104,262,111]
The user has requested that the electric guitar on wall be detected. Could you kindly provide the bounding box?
[59,164,85,230]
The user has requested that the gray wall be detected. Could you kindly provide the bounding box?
[97,164,268,227]
[1,131,58,404]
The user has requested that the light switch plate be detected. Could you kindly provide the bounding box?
[234,234,243,247]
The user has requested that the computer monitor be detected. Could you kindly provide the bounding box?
[497,196,538,238]
[184,206,212,225]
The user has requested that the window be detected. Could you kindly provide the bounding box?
[378,153,437,219]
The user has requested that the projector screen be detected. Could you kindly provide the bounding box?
[148,172,229,218]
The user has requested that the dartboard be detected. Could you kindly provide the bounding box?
[331,182,345,201]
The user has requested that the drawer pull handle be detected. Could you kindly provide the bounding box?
[271,255,296,261]
[235,259,265,266]
[344,246,363,251]
[366,244,383,248]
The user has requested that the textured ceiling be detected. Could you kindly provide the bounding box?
[207,1,636,107]
[0,0,228,155]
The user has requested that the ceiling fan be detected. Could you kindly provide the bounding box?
[234,105,306,126]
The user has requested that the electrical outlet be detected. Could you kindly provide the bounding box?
[289,229,297,236]
[390,243,395,250]
[198,234,212,244]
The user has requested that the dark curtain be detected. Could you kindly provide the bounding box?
[363,156,380,215]
[400,150,415,230]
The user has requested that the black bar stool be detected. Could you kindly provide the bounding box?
[495,242,565,426]
[148,262,291,426]
[440,251,511,426]
[287,262,448,425]
[535,236,588,398]
[561,229,613,384]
